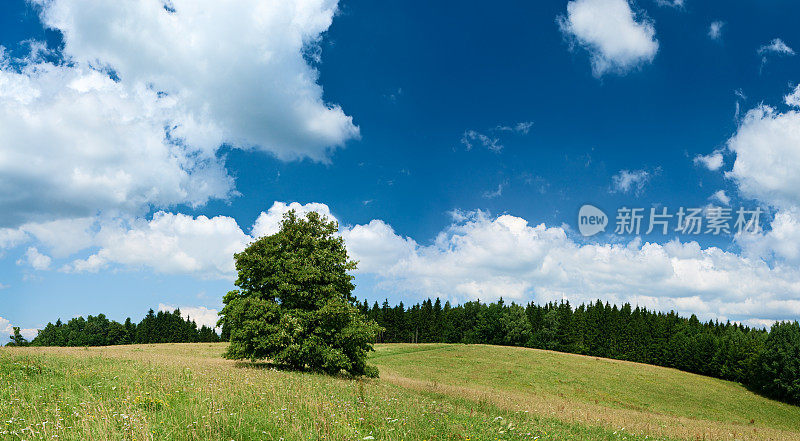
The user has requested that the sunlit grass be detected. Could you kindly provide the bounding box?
[1,343,672,441]
[372,344,800,441]
[2,343,796,440]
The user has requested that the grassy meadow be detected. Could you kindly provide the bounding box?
[1,343,798,441]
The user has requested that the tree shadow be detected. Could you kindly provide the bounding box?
[232,360,365,380]
[741,382,798,408]
[233,360,296,372]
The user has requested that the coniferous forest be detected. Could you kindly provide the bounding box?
[15,298,800,405]
[358,298,800,405]
[27,309,222,347]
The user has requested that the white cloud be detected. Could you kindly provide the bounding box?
[709,190,730,206]
[483,181,506,199]
[20,199,800,324]
[61,201,336,279]
[655,0,685,9]
[461,130,502,152]
[0,61,234,228]
[708,21,724,41]
[158,304,220,330]
[758,39,795,71]
[17,247,52,271]
[558,0,659,76]
[758,38,795,56]
[353,210,800,323]
[251,201,335,238]
[611,169,651,194]
[721,86,800,274]
[738,209,800,265]
[0,0,357,232]
[0,228,27,250]
[64,212,251,279]
[34,0,359,162]
[726,105,800,209]
[786,84,800,108]
[19,217,97,258]
[460,122,533,152]
[251,202,418,274]
[342,220,416,274]
[693,150,724,171]
[495,121,534,134]
[0,316,38,341]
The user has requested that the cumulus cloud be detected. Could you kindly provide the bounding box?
[17,247,52,270]
[58,201,413,280]
[17,217,97,258]
[250,201,418,274]
[738,209,800,265]
[0,61,233,228]
[726,105,800,209]
[611,169,651,195]
[558,0,659,76]
[708,21,724,41]
[0,228,27,250]
[694,150,724,171]
[61,201,337,279]
[17,199,800,324]
[34,0,359,162]
[158,304,220,330]
[0,0,357,231]
[354,210,800,323]
[786,84,800,108]
[251,201,335,238]
[0,316,38,341]
[709,190,731,206]
[723,85,800,273]
[64,212,251,278]
[342,220,416,273]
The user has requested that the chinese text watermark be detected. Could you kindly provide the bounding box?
[578,205,762,237]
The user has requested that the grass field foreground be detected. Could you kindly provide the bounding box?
[1,343,798,440]
[1,343,672,441]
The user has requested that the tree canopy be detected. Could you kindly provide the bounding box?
[219,210,381,377]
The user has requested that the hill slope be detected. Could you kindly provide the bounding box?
[372,344,800,440]
[1,343,797,440]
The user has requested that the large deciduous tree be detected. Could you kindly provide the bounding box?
[219,210,381,377]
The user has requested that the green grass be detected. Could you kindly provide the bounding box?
[372,344,800,440]
[1,343,797,440]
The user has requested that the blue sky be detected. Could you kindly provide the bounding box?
[2,0,800,338]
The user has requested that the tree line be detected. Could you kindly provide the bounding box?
[13,308,222,347]
[359,298,800,405]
